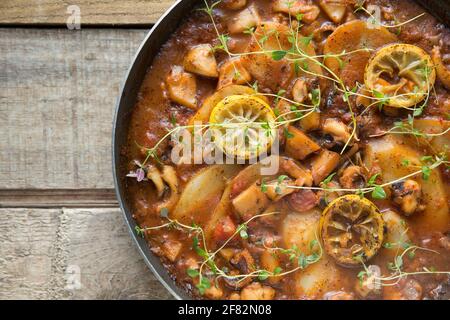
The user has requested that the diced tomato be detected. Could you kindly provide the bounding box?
[213,216,237,244]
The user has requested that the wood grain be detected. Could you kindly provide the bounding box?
[0,189,118,208]
[0,208,172,299]
[0,28,147,189]
[0,0,176,26]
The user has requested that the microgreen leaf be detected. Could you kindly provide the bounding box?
[272,50,287,61]
[421,166,431,180]
[371,186,386,200]
[187,268,200,278]
[135,226,145,238]
[258,270,269,281]
[160,207,169,219]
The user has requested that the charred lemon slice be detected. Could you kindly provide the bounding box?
[365,44,436,108]
[209,95,276,159]
[320,195,384,267]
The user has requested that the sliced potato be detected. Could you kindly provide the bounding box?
[364,136,449,232]
[324,20,397,86]
[218,58,251,89]
[184,44,218,78]
[285,126,321,160]
[172,165,240,224]
[319,0,347,24]
[242,22,322,91]
[228,5,260,34]
[166,66,197,109]
[204,182,234,245]
[411,118,450,158]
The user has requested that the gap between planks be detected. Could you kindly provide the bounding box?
[0,189,118,208]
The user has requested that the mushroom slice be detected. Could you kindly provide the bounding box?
[265,177,296,201]
[183,44,218,78]
[166,66,197,109]
[218,58,251,89]
[228,5,260,34]
[319,0,347,24]
[292,78,308,103]
[339,165,366,189]
[322,118,351,144]
[156,165,180,213]
[391,179,424,216]
[146,165,165,198]
[432,46,450,89]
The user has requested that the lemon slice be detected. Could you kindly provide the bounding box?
[209,95,276,159]
[365,44,436,108]
[319,195,384,267]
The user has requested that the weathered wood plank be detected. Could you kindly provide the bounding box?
[0,189,118,208]
[0,28,148,189]
[0,208,172,299]
[0,0,175,26]
[0,208,60,299]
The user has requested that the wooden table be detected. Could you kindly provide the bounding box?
[0,0,176,299]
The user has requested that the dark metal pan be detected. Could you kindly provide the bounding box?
[112,0,449,300]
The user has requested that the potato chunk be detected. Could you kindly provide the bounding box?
[232,183,270,219]
[319,0,347,24]
[183,44,218,78]
[310,149,340,185]
[299,111,320,132]
[282,209,320,253]
[161,239,182,262]
[166,66,197,109]
[285,126,321,160]
[228,5,260,34]
[240,282,275,300]
[218,58,251,89]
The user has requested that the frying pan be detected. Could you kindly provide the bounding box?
[112,0,449,300]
